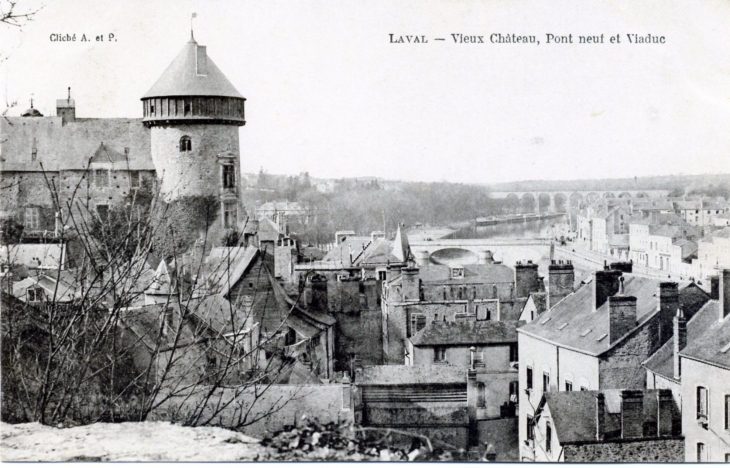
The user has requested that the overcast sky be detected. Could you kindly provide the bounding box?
[1,0,729,184]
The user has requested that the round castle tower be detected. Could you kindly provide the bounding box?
[141,33,245,233]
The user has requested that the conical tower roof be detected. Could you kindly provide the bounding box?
[392,225,412,263]
[142,36,243,99]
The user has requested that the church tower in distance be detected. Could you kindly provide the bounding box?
[141,32,245,238]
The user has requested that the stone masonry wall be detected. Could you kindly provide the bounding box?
[563,438,684,462]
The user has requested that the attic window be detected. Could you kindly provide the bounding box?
[180,136,192,152]
[596,333,608,342]
[580,328,592,337]
[557,323,568,330]
[539,316,551,325]
[26,287,44,303]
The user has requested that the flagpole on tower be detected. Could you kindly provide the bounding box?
[191,12,197,40]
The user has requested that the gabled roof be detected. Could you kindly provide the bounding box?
[518,273,696,356]
[410,320,523,346]
[11,273,76,303]
[142,38,243,99]
[90,142,128,164]
[679,301,730,371]
[644,301,719,381]
[257,217,280,243]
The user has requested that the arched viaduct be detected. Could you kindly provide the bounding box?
[489,189,671,214]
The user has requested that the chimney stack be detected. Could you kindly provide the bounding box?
[594,270,622,310]
[595,392,606,441]
[656,389,674,437]
[548,261,574,308]
[609,290,637,344]
[401,267,420,301]
[657,282,679,344]
[709,275,719,300]
[515,262,540,299]
[720,269,730,322]
[673,308,687,380]
[56,87,76,124]
[620,390,644,439]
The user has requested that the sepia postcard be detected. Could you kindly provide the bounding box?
[1,0,729,463]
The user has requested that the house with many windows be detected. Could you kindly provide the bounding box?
[516,265,710,461]
[678,270,730,462]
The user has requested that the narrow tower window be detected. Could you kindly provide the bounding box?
[222,164,236,189]
[223,201,238,229]
[180,136,192,152]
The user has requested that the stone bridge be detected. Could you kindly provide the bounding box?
[489,189,671,213]
[409,238,553,270]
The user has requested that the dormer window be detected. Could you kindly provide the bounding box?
[26,287,44,303]
[180,136,192,152]
[451,267,465,278]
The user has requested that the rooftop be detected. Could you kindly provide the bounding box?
[643,300,719,381]
[142,37,243,99]
[519,273,696,356]
[0,117,154,172]
[410,320,523,346]
[679,301,730,371]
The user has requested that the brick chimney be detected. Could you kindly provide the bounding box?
[720,269,730,321]
[401,267,420,302]
[656,389,674,437]
[709,275,719,300]
[548,260,574,309]
[673,308,687,380]
[514,261,540,299]
[310,274,328,311]
[657,282,679,344]
[595,270,622,311]
[595,392,606,441]
[56,87,76,124]
[620,390,644,439]
[608,283,637,344]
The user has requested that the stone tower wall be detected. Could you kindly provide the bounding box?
[150,124,240,199]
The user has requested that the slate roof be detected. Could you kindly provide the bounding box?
[0,117,154,172]
[410,320,523,346]
[11,274,77,303]
[417,264,515,285]
[359,365,465,385]
[672,239,698,260]
[629,212,687,227]
[392,226,412,263]
[649,224,699,239]
[679,301,730,371]
[541,389,677,444]
[519,273,694,356]
[322,237,400,267]
[185,294,252,336]
[142,38,243,99]
[643,301,719,381]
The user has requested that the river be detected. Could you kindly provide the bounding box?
[446,214,572,240]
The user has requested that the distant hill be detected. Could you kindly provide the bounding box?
[482,173,730,193]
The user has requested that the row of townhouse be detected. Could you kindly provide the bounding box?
[578,196,730,281]
[517,259,729,462]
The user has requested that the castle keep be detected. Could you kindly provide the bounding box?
[0,33,246,242]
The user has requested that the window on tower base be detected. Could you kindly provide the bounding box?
[222,164,236,189]
[223,201,238,229]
